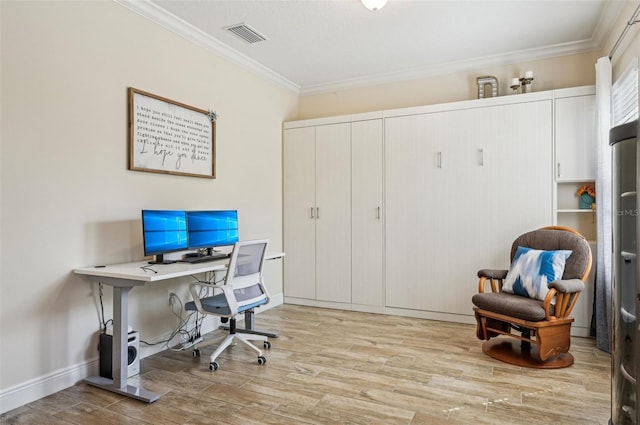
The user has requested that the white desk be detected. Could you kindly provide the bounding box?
[74,252,284,403]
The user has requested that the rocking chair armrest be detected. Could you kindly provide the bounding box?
[477,269,508,279]
[543,280,585,320]
[477,269,508,293]
[549,279,584,294]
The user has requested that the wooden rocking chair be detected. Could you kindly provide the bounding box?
[472,226,592,368]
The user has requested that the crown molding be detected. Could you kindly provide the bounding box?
[298,38,602,95]
[114,0,300,94]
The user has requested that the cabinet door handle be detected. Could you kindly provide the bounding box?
[437,151,442,168]
[376,206,381,219]
[316,207,319,219]
[557,163,561,178]
[479,148,484,166]
[310,207,314,219]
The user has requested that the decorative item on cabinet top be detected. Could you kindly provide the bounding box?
[476,76,498,99]
[509,71,534,95]
[576,184,596,209]
[520,70,534,93]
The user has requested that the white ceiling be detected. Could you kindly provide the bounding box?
[118,0,629,94]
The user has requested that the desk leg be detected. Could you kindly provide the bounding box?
[85,286,160,403]
[219,309,280,338]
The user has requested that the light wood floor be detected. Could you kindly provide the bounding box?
[2,304,611,424]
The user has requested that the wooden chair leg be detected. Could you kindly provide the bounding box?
[475,313,488,340]
[521,329,531,351]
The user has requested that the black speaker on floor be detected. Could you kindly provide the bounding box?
[99,331,140,379]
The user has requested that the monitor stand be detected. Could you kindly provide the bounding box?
[206,248,228,259]
[148,254,177,264]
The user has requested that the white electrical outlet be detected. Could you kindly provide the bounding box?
[168,288,177,305]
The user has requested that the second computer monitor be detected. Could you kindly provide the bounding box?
[187,210,239,250]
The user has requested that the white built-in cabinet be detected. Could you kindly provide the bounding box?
[555,86,597,182]
[283,123,351,303]
[384,101,553,317]
[283,118,383,310]
[554,86,597,336]
[554,86,597,242]
[283,86,596,333]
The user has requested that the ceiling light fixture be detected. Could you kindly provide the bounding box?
[361,0,388,11]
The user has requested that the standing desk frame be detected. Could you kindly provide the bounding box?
[74,253,283,403]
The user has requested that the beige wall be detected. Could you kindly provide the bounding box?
[0,0,297,407]
[297,52,599,119]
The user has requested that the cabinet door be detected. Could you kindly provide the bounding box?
[385,100,553,315]
[315,123,352,303]
[481,100,554,256]
[351,119,383,307]
[555,95,596,181]
[384,112,449,311]
[385,109,481,313]
[283,127,316,299]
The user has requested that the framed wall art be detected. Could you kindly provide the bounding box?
[128,87,217,179]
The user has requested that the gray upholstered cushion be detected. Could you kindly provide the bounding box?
[477,269,508,279]
[510,228,590,280]
[472,292,547,322]
[549,278,585,293]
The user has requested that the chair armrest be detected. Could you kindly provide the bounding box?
[477,269,508,293]
[549,279,584,293]
[188,282,218,315]
[477,269,508,279]
[542,279,585,320]
[189,282,238,316]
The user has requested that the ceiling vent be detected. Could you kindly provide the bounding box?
[224,23,267,44]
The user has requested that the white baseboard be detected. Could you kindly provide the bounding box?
[0,294,284,415]
[283,297,478,325]
[283,297,593,337]
[0,359,96,414]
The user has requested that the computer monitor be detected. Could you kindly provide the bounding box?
[186,210,239,252]
[141,210,188,263]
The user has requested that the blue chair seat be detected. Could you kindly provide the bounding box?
[186,293,230,316]
[185,293,266,316]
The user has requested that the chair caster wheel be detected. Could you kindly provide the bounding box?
[192,349,200,357]
[257,356,267,365]
[209,362,219,371]
[264,341,271,349]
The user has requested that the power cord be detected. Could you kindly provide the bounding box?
[97,282,113,333]
[159,272,217,351]
[96,282,113,353]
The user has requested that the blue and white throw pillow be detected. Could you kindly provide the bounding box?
[502,246,572,301]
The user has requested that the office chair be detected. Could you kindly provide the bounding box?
[185,239,272,371]
[472,226,592,368]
